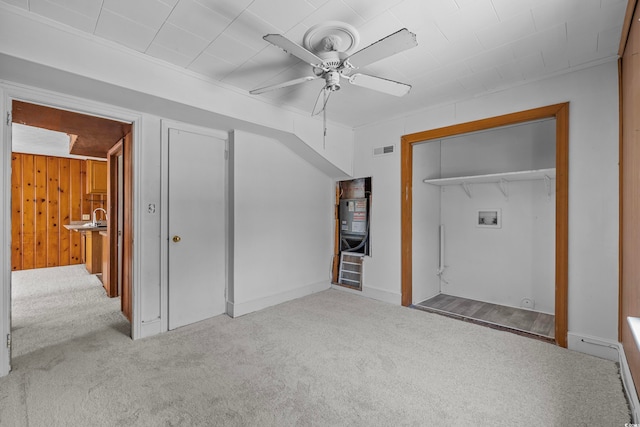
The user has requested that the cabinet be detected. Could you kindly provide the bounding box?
[86,160,107,194]
[84,230,103,274]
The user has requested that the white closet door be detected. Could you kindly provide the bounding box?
[168,128,226,330]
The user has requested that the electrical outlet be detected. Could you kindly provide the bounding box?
[82,214,90,220]
[521,298,534,309]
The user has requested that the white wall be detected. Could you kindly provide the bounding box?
[412,141,441,303]
[440,180,555,314]
[228,130,333,317]
[352,61,620,351]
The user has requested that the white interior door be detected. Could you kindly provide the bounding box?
[168,128,226,330]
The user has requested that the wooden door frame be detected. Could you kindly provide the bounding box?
[105,139,122,298]
[400,103,569,347]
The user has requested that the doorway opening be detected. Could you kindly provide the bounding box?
[400,103,569,347]
[9,100,134,360]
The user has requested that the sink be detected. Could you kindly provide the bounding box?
[83,221,107,227]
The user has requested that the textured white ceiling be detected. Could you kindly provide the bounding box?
[1,0,628,128]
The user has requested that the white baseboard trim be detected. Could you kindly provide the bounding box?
[330,283,401,305]
[138,318,162,339]
[567,333,619,361]
[227,281,331,318]
[618,343,640,423]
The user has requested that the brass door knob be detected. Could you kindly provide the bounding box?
[172,235,181,243]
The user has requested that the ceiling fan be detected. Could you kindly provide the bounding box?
[250,22,418,114]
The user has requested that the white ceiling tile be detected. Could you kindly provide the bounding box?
[284,23,312,44]
[465,44,514,73]
[2,0,29,9]
[435,0,499,42]
[307,0,330,8]
[221,59,275,90]
[102,0,172,32]
[301,0,366,29]
[204,33,259,66]
[195,0,253,20]
[145,41,195,67]
[597,25,623,53]
[495,61,523,81]
[516,52,545,79]
[429,35,483,66]
[223,10,281,51]
[247,0,315,33]
[30,0,97,33]
[148,22,210,60]
[410,25,449,57]
[249,45,302,74]
[188,52,238,80]
[490,0,536,21]
[476,11,536,50]
[418,61,471,86]
[389,0,458,32]
[541,47,570,73]
[158,0,179,7]
[510,24,566,60]
[397,46,439,79]
[342,0,403,21]
[354,11,404,50]
[168,0,231,41]
[47,0,102,19]
[95,9,157,52]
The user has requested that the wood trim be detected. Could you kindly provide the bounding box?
[619,58,624,342]
[105,139,123,298]
[331,182,340,284]
[400,103,570,347]
[619,0,638,57]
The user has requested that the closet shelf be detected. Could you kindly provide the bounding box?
[423,168,556,186]
[423,168,556,198]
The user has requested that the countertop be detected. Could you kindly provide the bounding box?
[63,221,107,232]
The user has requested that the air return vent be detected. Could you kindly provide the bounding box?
[373,144,395,157]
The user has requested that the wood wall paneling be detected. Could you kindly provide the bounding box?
[620,0,640,399]
[11,153,106,271]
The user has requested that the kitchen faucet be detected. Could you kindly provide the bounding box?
[92,208,107,226]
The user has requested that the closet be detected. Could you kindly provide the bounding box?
[412,118,556,339]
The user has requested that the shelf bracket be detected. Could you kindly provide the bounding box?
[499,178,509,199]
[461,181,472,198]
[544,175,552,197]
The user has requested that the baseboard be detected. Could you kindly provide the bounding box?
[331,283,401,305]
[567,333,619,361]
[618,343,640,422]
[137,318,162,339]
[227,280,330,318]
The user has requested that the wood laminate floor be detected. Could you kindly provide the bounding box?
[415,294,555,340]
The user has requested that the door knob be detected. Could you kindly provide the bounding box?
[172,235,181,243]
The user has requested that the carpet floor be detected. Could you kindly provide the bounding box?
[0,265,631,426]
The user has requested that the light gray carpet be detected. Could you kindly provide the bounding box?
[1,266,631,426]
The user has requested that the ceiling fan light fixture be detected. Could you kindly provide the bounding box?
[325,70,341,91]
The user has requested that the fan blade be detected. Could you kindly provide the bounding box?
[250,76,319,95]
[348,73,412,97]
[345,28,417,69]
[263,34,324,66]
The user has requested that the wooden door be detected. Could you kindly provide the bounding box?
[105,139,123,298]
[168,128,226,330]
[121,132,133,322]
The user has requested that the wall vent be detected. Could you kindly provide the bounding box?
[373,144,395,157]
